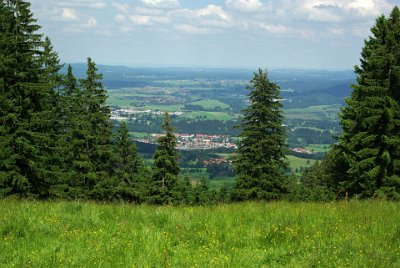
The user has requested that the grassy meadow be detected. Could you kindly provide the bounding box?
[284,105,341,121]
[1,200,400,267]
[190,99,231,110]
[287,155,316,172]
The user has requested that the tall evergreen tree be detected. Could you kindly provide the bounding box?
[113,121,146,202]
[337,6,400,199]
[38,36,66,197]
[231,69,288,201]
[66,58,113,199]
[0,0,58,198]
[58,65,82,198]
[83,58,114,199]
[149,112,180,204]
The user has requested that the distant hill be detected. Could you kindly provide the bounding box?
[320,81,353,98]
[62,64,356,109]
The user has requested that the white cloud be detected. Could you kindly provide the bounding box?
[88,2,107,9]
[259,23,290,34]
[301,1,343,22]
[130,15,152,25]
[63,16,98,33]
[171,5,232,28]
[47,0,108,9]
[62,8,78,20]
[140,0,179,9]
[174,24,209,34]
[225,0,263,12]
[197,5,231,22]
[346,0,391,16]
[129,14,170,26]
[30,0,396,41]
[297,0,393,22]
[257,22,316,40]
[111,3,131,13]
[135,7,164,16]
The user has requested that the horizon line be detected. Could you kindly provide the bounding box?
[63,62,355,72]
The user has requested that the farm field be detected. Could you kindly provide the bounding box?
[287,155,317,171]
[305,144,331,153]
[183,111,236,121]
[284,105,341,121]
[190,99,231,110]
[1,201,399,267]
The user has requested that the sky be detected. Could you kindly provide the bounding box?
[29,0,399,70]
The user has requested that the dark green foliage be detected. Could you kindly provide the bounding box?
[0,0,58,198]
[193,177,211,205]
[172,176,194,205]
[68,58,114,199]
[38,37,66,197]
[207,162,234,179]
[112,121,147,203]
[289,162,335,202]
[57,65,82,198]
[336,6,400,199]
[231,69,288,201]
[217,183,230,204]
[149,113,180,204]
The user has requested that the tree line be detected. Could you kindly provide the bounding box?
[0,0,233,204]
[296,6,400,201]
[1,1,399,204]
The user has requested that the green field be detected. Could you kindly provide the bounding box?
[209,176,236,188]
[190,99,231,110]
[183,111,236,121]
[1,201,399,267]
[129,132,149,138]
[143,105,185,112]
[182,168,208,180]
[305,144,331,153]
[107,98,134,108]
[287,155,316,171]
[284,105,341,120]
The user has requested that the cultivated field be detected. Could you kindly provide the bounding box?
[1,200,399,267]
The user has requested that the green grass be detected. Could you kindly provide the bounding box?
[183,111,236,121]
[190,99,230,110]
[108,92,150,98]
[129,132,150,138]
[143,104,185,112]
[182,168,208,180]
[287,155,316,171]
[107,98,134,108]
[284,104,341,120]
[1,200,400,267]
[305,144,331,153]
[209,176,236,188]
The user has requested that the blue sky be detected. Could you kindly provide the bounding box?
[29,0,398,70]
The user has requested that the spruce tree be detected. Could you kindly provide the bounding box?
[338,6,400,199]
[231,69,288,201]
[69,58,113,199]
[39,36,65,197]
[193,177,211,205]
[0,0,58,198]
[173,176,194,205]
[149,112,180,204]
[59,65,83,198]
[113,121,146,202]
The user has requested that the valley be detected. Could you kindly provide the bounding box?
[65,65,355,185]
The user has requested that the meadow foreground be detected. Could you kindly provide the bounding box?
[1,200,399,267]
